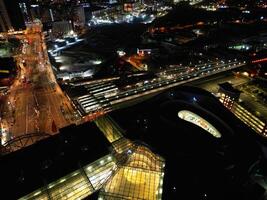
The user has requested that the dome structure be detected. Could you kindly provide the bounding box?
[110,86,265,200]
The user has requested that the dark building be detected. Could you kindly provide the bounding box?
[0,122,112,199]
[0,0,28,31]
[0,57,16,78]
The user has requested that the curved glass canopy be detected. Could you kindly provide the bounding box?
[178,110,222,138]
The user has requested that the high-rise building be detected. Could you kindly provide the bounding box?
[52,20,73,38]
[0,0,12,31]
[0,0,28,32]
[74,5,86,27]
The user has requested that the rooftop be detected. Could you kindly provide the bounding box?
[0,122,110,199]
[109,86,265,200]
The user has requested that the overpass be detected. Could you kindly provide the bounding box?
[252,57,267,64]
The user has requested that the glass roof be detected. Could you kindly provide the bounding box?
[99,146,165,200]
[19,155,117,200]
[20,115,166,200]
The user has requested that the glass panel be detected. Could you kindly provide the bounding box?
[100,146,165,200]
[95,116,123,143]
[48,171,93,200]
[19,155,116,200]
[84,155,117,190]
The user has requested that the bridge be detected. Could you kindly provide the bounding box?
[252,57,267,64]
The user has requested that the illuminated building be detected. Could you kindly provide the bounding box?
[124,3,134,12]
[109,86,267,200]
[1,84,266,200]
[123,0,142,12]
[218,83,267,138]
[1,119,165,199]
[91,4,123,20]
[99,145,164,199]
[218,82,241,110]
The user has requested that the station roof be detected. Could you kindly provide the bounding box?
[0,122,110,199]
[109,85,263,200]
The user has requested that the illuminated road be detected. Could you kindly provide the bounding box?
[0,23,248,146]
[124,55,147,71]
[0,23,77,147]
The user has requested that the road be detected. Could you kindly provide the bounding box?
[0,22,76,148]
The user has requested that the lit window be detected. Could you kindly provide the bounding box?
[178,110,222,138]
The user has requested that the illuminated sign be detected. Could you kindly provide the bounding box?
[178,110,222,138]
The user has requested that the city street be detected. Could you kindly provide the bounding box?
[0,23,76,147]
